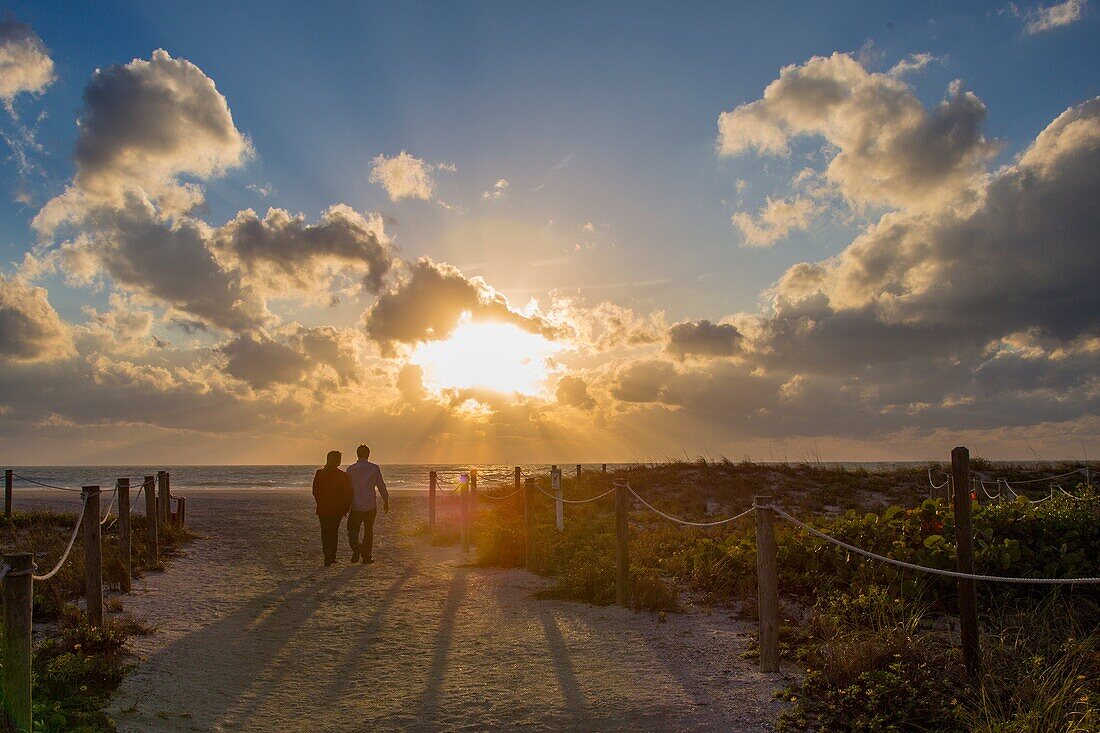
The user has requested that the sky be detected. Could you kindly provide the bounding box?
[1,0,1099,464]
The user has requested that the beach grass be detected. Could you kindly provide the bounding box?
[466,461,1100,731]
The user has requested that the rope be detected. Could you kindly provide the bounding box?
[768,504,1100,584]
[998,467,1089,485]
[11,473,82,492]
[100,487,118,526]
[480,487,524,500]
[976,479,1001,500]
[533,484,616,504]
[927,469,950,491]
[32,494,89,582]
[627,484,754,526]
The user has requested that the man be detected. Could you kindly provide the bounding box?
[346,444,389,563]
[312,450,352,566]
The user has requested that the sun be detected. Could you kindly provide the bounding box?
[410,320,561,396]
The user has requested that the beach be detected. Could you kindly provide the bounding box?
[19,488,784,732]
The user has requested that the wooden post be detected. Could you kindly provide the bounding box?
[82,486,103,626]
[601,463,607,473]
[460,473,470,553]
[470,469,478,508]
[576,464,581,480]
[157,471,168,526]
[525,478,536,570]
[615,481,630,607]
[176,497,186,527]
[144,475,158,565]
[755,496,779,673]
[428,471,437,529]
[951,446,981,678]
[117,478,131,593]
[4,469,11,518]
[514,466,521,492]
[552,467,563,532]
[2,552,33,732]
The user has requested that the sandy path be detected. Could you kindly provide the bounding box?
[29,488,783,731]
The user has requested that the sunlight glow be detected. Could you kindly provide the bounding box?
[410,320,561,396]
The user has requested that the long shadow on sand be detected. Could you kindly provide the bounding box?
[115,564,369,729]
[531,601,594,728]
[414,566,468,724]
[321,563,418,700]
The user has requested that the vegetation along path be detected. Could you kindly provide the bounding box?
[105,490,784,732]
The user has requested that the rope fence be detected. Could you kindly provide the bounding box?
[0,468,184,732]
[767,503,1100,585]
[32,494,88,582]
[625,483,754,527]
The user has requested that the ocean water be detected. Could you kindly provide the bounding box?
[3,464,636,493]
[5,461,1077,495]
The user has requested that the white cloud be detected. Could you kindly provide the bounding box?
[731,196,820,247]
[482,178,509,200]
[369,150,453,202]
[34,49,252,233]
[888,52,940,78]
[1024,0,1087,34]
[717,53,998,212]
[0,19,55,110]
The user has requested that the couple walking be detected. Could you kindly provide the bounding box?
[312,445,389,566]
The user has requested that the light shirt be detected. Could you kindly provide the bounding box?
[347,459,388,512]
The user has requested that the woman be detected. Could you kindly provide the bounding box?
[312,450,352,566]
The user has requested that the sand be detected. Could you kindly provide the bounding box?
[23,488,787,731]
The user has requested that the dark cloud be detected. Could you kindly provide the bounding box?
[64,195,270,332]
[363,258,561,355]
[0,275,74,362]
[219,333,312,389]
[556,375,595,409]
[667,320,742,358]
[212,205,392,295]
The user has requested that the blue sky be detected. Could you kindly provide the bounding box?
[7,1,1096,322]
[2,1,1099,463]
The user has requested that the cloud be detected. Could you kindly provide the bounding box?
[28,51,400,333]
[556,375,595,409]
[667,320,743,358]
[0,275,75,362]
[731,195,820,246]
[369,150,453,202]
[717,53,998,211]
[1023,0,1087,34]
[54,194,270,332]
[563,300,666,351]
[482,178,509,200]
[696,96,1100,436]
[219,332,312,389]
[35,49,252,232]
[0,19,55,109]
[887,52,939,78]
[210,204,392,296]
[362,258,561,355]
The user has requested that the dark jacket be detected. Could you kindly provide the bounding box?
[312,466,352,517]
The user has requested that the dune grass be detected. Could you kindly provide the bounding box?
[0,509,196,732]
[461,460,1100,731]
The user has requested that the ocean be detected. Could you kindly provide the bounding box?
[3,464,636,494]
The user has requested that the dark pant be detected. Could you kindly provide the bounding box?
[347,509,378,559]
[319,515,343,565]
